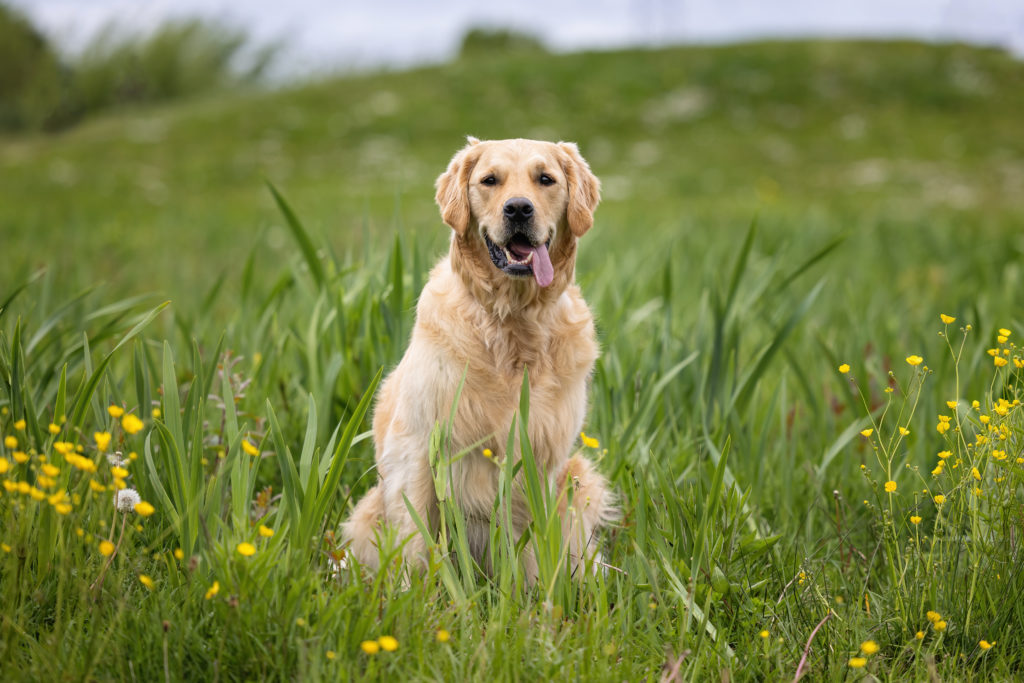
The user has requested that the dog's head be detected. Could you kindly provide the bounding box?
[436,137,600,292]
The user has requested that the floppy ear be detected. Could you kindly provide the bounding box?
[435,138,482,235]
[558,141,601,238]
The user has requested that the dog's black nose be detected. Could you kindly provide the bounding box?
[503,197,534,221]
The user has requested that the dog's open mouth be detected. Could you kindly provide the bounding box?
[484,233,555,287]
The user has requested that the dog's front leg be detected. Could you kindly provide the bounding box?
[378,430,439,572]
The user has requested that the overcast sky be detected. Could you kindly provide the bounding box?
[10,0,1024,75]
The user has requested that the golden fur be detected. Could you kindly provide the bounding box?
[342,138,614,580]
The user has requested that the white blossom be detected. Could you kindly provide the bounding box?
[113,487,141,512]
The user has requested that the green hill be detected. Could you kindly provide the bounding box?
[3,40,1022,312]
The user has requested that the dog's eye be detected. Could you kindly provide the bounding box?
[539,174,555,186]
[481,175,497,186]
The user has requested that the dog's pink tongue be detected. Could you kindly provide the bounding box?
[530,243,554,287]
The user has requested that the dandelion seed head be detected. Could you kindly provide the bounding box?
[113,488,141,512]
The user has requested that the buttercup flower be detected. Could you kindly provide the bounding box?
[848,657,866,668]
[99,540,115,556]
[242,440,260,457]
[94,432,112,451]
[860,429,874,437]
[139,574,155,589]
[580,432,599,449]
[910,516,922,524]
[838,363,850,374]
[122,414,144,435]
[884,481,897,492]
[906,355,923,366]
[940,314,956,324]
[236,542,256,557]
[378,635,398,652]
[13,419,26,430]
[205,581,220,599]
[437,629,451,642]
[258,525,274,538]
[979,640,993,650]
[4,435,17,449]
[48,423,61,434]
[108,405,124,418]
[934,495,946,505]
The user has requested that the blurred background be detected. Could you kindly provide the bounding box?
[1,0,1023,328]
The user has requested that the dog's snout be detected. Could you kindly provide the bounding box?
[503,197,534,221]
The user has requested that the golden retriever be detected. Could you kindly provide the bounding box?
[342,137,614,580]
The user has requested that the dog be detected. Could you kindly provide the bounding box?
[342,137,614,580]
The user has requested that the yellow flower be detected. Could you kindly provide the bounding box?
[1,543,10,552]
[13,451,29,464]
[360,640,380,655]
[242,440,260,457]
[915,631,925,640]
[94,432,112,451]
[326,650,336,660]
[898,427,910,436]
[838,363,850,374]
[906,355,923,366]
[89,480,106,492]
[29,487,45,501]
[860,429,874,437]
[152,408,161,419]
[933,495,945,505]
[910,515,922,525]
[111,466,129,478]
[971,467,981,481]
[940,314,956,324]
[378,635,398,652]
[174,548,185,560]
[48,423,61,435]
[884,480,897,493]
[41,464,59,477]
[98,540,115,556]
[994,356,1008,367]
[979,640,993,650]
[13,419,26,430]
[205,580,220,599]
[236,542,257,556]
[134,501,156,517]
[998,328,1011,337]
[0,460,8,474]
[848,657,867,668]
[54,503,72,515]
[139,574,155,589]
[860,640,879,655]
[258,525,274,538]
[937,450,951,459]
[926,610,941,622]
[580,431,599,449]
[122,414,145,435]
[759,630,770,639]
[108,405,124,418]
[934,620,947,632]
[482,448,493,458]
[437,629,451,642]
[4,435,17,449]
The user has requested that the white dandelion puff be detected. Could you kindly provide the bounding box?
[106,451,127,467]
[113,487,141,512]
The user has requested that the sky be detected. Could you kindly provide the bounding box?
[9,0,1024,75]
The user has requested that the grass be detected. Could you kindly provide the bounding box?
[1,39,1024,680]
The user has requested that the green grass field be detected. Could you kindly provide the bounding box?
[2,39,1024,680]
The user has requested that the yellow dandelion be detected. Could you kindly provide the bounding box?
[41,464,59,477]
[98,540,115,556]
[326,650,336,660]
[437,629,451,642]
[236,542,256,557]
[0,460,8,474]
[12,451,29,464]
[759,630,770,639]
[360,640,380,655]
[838,363,850,374]
[915,631,925,640]
[861,640,879,655]
[979,640,993,650]
[860,428,874,437]
[4,435,17,449]
[906,355,923,366]
[205,580,220,599]
[242,440,260,457]
[934,620,947,632]
[111,466,129,478]
[926,610,941,623]
[152,408,161,419]
[174,548,185,560]
[89,480,106,492]
[134,501,156,517]
[108,405,124,418]
[258,524,274,538]
[122,414,144,435]
[13,419,26,430]
[910,515,922,524]
[580,431,599,449]
[94,432,112,451]
[884,480,897,493]
[940,314,956,324]
[848,657,867,668]
[377,635,398,652]
[48,423,61,435]
[139,574,155,590]
[54,503,72,515]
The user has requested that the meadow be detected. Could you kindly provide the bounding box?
[1,39,1024,680]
